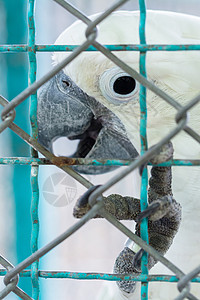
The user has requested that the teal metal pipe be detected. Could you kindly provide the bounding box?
[3,0,32,296]
[28,0,40,299]
[2,44,200,52]
[0,157,199,166]
[139,1,149,299]
[0,268,200,282]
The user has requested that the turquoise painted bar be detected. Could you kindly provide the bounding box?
[0,157,199,166]
[1,44,200,52]
[28,0,40,299]
[0,268,200,282]
[139,1,149,299]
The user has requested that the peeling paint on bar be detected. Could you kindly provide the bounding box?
[0,157,199,166]
[1,44,200,53]
[28,0,40,299]
[0,268,200,282]
[139,1,149,299]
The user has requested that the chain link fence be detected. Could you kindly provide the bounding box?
[0,0,200,299]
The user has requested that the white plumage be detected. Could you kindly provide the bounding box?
[53,10,200,299]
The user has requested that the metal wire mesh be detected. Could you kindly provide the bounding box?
[0,0,200,299]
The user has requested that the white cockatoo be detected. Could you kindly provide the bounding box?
[37,10,200,299]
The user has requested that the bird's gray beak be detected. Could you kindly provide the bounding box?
[37,70,138,174]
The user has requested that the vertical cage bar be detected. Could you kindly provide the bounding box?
[139,0,149,299]
[3,0,32,295]
[28,0,40,299]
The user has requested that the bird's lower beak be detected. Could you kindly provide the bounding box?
[37,70,138,174]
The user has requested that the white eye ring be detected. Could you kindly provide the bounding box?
[99,67,139,105]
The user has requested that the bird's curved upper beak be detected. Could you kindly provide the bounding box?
[37,70,138,174]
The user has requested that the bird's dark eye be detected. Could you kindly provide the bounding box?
[113,76,136,95]
[99,67,139,105]
[62,80,70,88]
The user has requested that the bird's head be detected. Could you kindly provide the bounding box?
[37,10,200,173]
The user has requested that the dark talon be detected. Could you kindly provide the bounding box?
[133,249,144,271]
[136,196,174,223]
[136,202,160,223]
[73,185,102,218]
[78,185,101,206]
[139,162,147,176]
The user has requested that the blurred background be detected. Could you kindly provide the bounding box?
[0,0,200,299]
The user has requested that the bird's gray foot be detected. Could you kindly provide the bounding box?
[113,141,181,296]
[73,141,181,297]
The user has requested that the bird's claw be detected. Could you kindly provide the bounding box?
[133,249,144,271]
[136,195,173,223]
[73,185,101,218]
[113,140,181,296]
[136,202,160,223]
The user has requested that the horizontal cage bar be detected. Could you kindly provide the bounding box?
[1,44,200,52]
[0,269,200,283]
[0,157,199,166]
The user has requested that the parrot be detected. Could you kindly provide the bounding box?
[37,10,200,300]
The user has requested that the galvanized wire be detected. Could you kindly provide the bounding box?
[0,255,33,300]
[0,0,200,299]
[4,202,103,287]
